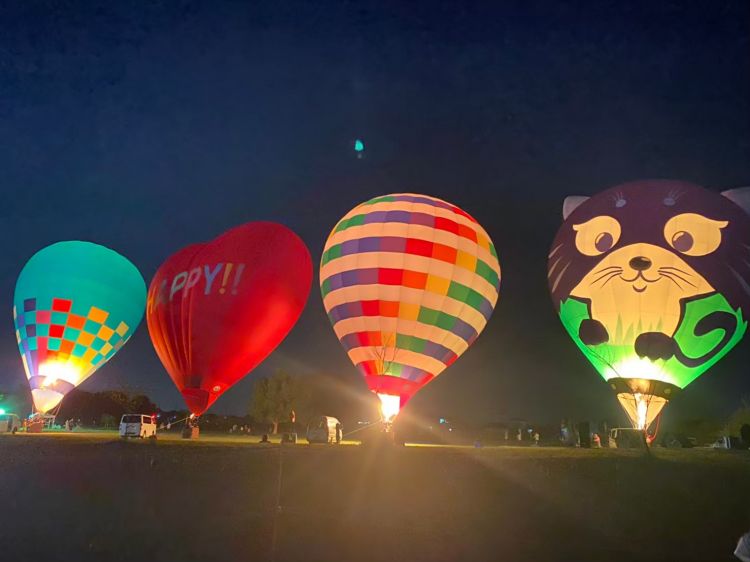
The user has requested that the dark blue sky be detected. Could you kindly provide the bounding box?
[1,1,749,424]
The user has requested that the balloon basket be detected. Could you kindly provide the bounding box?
[182,427,200,439]
[26,420,44,433]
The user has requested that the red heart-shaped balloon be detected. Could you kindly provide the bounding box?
[147,222,312,415]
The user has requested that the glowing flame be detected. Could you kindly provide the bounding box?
[609,356,671,384]
[30,361,84,413]
[38,360,82,387]
[377,393,400,422]
[616,392,668,431]
[634,393,648,430]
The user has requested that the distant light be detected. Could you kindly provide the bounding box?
[354,139,365,152]
[439,418,446,424]
[0,408,5,415]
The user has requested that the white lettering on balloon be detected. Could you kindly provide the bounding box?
[148,263,246,313]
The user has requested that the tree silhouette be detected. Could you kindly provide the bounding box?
[250,370,308,434]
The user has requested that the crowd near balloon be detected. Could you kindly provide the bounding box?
[9,181,750,436]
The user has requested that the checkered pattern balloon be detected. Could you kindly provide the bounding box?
[14,241,146,413]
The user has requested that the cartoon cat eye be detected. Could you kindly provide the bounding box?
[573,215,621,256]
[663,213,728,256]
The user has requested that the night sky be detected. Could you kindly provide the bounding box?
[1,1,749,425]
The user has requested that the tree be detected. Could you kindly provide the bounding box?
[724,405,750,438]
[741,424,750,446]
[250,370,308,434]
[129,394,157,414]
[56,389,160,426]
[100,413,116,428]
[101,390,131,412]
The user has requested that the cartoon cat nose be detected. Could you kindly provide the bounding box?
[629,256,652,271]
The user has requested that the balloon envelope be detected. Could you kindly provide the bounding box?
[13,241,146,413]
[548,181,750,429]
[146,222,312,415]
[320,193,501,419]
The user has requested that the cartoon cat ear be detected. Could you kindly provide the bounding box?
[562,196,589,220]
[722,188,750,216]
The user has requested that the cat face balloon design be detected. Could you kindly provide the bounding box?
[548,180,750,429]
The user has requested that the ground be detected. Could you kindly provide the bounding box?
[1,432,748,562]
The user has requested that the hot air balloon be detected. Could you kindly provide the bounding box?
[320,193,501,426]
[146,222,312,417]
[13,241,146,414]
[548,181,750,430]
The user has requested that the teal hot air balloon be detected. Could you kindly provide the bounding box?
[13,242,146,413]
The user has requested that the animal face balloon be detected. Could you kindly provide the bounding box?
[321,193,501,422]
[147,222,312,416]
[549,181,750,429]
[14,241,146,413]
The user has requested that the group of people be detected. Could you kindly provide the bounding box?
[229,424,253,434]
[560,419,604,448]
[500,427,540,445]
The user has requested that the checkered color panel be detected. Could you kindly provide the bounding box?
[14,297,131,379]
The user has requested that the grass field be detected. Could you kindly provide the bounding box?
[1,432,748,562]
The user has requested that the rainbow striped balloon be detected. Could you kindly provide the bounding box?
[320,193,501,420]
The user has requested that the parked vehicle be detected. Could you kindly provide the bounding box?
[119,414,157,439]
[710,436,744,449]
[658,433,697,449]
[0,413,21,433]
[608,428,647,449]
[306,416,342,444]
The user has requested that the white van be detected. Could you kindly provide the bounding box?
[119,414,157,439]
[306,416,342,444]
[711,436,742,449]
[0,413,21,434]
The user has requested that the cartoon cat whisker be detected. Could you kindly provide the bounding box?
[658,268,688,282]
[659,273,684,290]
[590,267,622,283]
[659,269,697,288]
[590,270,621,286]
[592,265,622,276]
[599,272,621,289]
[660,272,693,290]
[659,266,694,278]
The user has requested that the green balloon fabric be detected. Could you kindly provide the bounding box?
[13,241,146,413]
[558,293,746,390]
